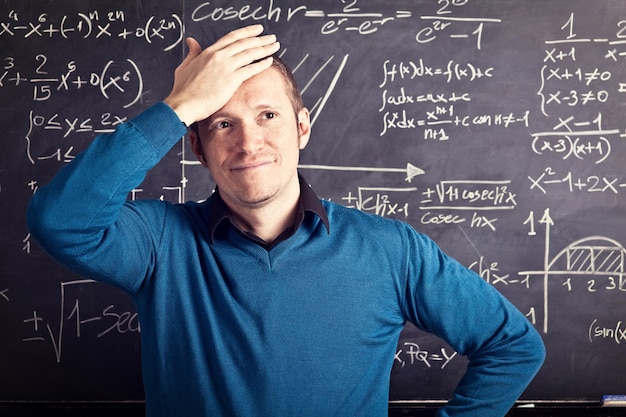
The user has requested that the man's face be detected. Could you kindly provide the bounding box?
[190,67,310,212]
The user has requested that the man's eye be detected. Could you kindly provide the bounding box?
[215,121,231,129]
[263,112,276,119]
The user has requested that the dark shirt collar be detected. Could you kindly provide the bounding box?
[206,174,330,248]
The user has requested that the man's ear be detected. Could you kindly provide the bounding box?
[297,108,311,150]
[189,128,208,167]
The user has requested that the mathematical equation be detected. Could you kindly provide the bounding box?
[378,59,530,139]
[19,280,139,363]
[23,110,127,165]
[393,342,458,369]
[380,59,495,86]
[420,180,517,210]
[537,14,626,118]
[1,9,183,51]
[340,186,415,219]
[528,167,626,195]
[418,180,516,232]
[2,55,144,108]
[589,319,626,345]
[0,0,503,42]
[329,178,517,232]
[534,12,626,177]
[192,0,496,44]
[530,118,626,165]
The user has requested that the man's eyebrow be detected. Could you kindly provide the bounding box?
[205,101,287,123]
[252,102,283,110]
[206,108,237,122]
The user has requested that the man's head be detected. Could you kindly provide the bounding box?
[189,55,311,213]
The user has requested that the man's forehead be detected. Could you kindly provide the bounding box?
[206,68,290,119]
[240,66,289,95]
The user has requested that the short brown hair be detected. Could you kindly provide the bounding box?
[270,54,303,114]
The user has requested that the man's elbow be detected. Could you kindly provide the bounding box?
[27,193,47,242]
[529,326,546,370]
[26,190,66,257]
[516,323,546,380]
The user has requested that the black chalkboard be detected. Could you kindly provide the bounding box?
[2,0,626,406]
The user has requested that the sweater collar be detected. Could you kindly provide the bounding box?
[206,174,330,247]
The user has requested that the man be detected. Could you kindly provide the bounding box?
[27,25,545,416]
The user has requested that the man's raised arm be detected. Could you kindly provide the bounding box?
[26,26,279,290]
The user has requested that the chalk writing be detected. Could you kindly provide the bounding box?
[20,280,140,362]
[340,186,417,219]
[22,233,31,254]
[530,112,626,165]
[22,310,45,342]
[394,342,458,369]
[304,2,411,35]
[528,167,626,194]
[380,89,470,112]
[381,108,531,139]
[378,59,529,139]
[3,55,144,108]
[1,9,183,51]
[563,275,626,293]
[589,319,626,344]
[289,53,349,127]
[188,0,499,42]
[413,180,518,231]
[531,132,612,164]
[380,59,494,87]
[24,110,127,164]
[469,256,511,286]
[420,180,517,211]
[417,13,501,49]
[191,0,412,36]
[534,11,626,185]
[520,207,626,333]
[299,162,424,183]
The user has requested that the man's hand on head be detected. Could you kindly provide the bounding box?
[164,24,280,126]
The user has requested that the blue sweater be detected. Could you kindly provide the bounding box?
[27,102,545,417]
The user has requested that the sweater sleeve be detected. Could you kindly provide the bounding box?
[400,226,545,417]
[26,102,187,293]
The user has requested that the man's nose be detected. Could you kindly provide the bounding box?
[237,122,263,153]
